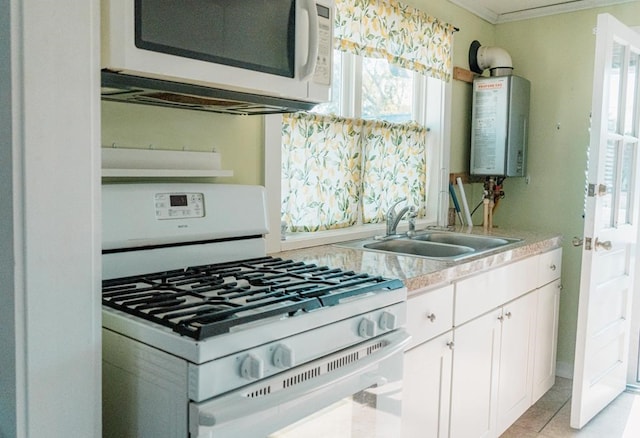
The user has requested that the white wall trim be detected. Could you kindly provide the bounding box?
[450,0,639,24]
[1,1,102,437]
[556,360,574,380]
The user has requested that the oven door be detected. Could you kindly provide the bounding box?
[189,330,409,438]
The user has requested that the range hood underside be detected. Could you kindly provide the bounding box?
[101,70,316,115]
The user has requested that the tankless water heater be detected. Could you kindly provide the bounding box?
[470,75,530,177]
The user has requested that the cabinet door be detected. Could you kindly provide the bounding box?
[405,285,454,350]
[402,332,453,438]
[496,292,537,436]
[532,279,561,402]
[449,309,502,438]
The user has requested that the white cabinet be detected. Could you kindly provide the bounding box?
[449,307,502,438]
[403,332,453,438]
[449,247,562,438]
[402,285,454,438]
[496,291,537,435]
[449,291,537,438]
[531,278,561,401]
[405,285,454,350]
[402,247,562,438]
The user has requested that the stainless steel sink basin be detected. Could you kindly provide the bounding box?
[335,231,522,261]
[409,232,519,251]
[364,240,475,258]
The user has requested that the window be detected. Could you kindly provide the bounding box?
[264,0,455,252]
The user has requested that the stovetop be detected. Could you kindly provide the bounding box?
[102,256,404,341]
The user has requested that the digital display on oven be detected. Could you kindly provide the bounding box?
[170,194,188,207]
[155,192,205,220]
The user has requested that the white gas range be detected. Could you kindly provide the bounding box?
[101,183,409,438]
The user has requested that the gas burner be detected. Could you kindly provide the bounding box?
[102,256,403,340]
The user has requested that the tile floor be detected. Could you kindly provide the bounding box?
[500,378,640,437]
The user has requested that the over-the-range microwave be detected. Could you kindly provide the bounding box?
[101,0,333,115]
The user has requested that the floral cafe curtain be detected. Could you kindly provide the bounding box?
[282,113,428,231]
[282,113,363,232]
[361,119,427,223]
[334,0,455,82]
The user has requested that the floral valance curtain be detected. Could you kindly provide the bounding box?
[282,112,427,232]
[334,0,455,81]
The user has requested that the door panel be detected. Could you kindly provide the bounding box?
[571,13,640,429]
[449,309,502,438]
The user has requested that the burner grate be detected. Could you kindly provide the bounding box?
[102,256,403,340]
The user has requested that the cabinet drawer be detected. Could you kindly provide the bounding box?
[538,248,562,286]
[455,256,539,326]
[406,284,454,350]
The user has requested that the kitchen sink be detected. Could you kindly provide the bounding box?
[409,232,518,251]
[335,231,522,261]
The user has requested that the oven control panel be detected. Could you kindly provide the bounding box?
[154,192,204,220]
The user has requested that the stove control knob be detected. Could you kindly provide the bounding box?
[240,354,264,381]
[358,317,377,338]
[378,311,397,331]
[272,344,295,369]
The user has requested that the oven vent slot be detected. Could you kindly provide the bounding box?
[327,351,360,372]
[282,367,322,389]
[246,385,272,399]
[366,342,385,356]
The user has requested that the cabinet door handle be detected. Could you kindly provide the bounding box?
[505,311,512,319]
[446,341,455,350]
[426,313,436,323]
[550,263,557,271]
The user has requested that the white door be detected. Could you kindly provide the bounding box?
[571,13,640,429]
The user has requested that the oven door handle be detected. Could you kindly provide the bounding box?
[190,330,410,436]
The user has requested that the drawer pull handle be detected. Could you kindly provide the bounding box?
[426,313,436,323]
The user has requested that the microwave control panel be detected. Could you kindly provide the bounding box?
[154,193,204,220]
[313,3,333,86]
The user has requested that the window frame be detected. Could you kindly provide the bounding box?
[264,52,452,254]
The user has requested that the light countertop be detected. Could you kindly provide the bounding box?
[271,227,563,295]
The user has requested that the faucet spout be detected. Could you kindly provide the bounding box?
[386,199,415,236]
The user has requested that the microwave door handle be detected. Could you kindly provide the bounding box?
[299,0,319,80]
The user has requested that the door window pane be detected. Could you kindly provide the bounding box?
[608,42,624,133]
[361,57,413,123]
[625,51,639,136]
[602,139,617,228]
[618,142,636,225]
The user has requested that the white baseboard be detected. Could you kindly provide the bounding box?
[556,360,573,379]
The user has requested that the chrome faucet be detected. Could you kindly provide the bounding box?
[386,199,416,236]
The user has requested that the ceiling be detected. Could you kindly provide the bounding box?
[447,0,638,24]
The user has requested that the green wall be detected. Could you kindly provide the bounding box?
[491,4,640,375]
[101,101,264,185]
